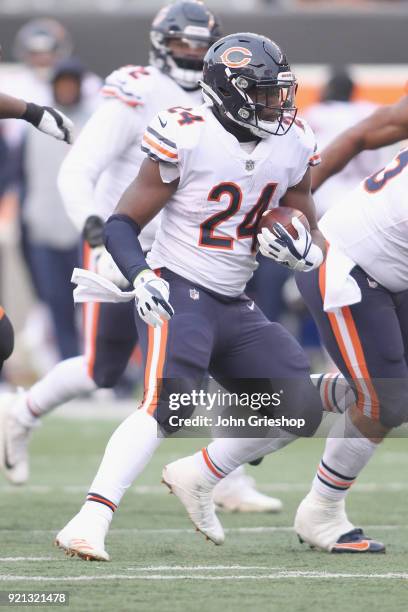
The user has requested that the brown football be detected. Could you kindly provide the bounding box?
[258,207,310,239]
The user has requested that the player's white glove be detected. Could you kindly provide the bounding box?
[22,102,74,144]
[133,269,174,328]
[37,107,74,143]
[257,217,323,272]
[94,246,129,289]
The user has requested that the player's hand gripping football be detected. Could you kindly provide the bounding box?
[257,217,323,272]
[133,270,174,328]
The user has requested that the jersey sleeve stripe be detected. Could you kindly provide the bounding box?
[141,146,161,162]
[146,126,177,151]
[142,134,178,160]
[309,153,321,166]
[101,86,144,107]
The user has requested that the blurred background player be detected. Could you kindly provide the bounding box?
[0,42,74,378]
[0,19,100,377]
[293,93,408,553]
[0,1,281,514]
[304,67,388,217]
[20,58,96,361]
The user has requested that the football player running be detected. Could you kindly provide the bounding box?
[55,32,326,561]
[0,2,280,513]
[290,94,408,553]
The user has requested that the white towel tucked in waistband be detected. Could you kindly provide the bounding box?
[323,245,361,312]
[71,268,136,304]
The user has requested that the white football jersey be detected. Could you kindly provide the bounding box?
[320,147,408,292]
[145,105,319,296]
[58,65,202,251]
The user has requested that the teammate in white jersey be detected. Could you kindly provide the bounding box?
[0,2,281,515]
[292,93,408,553]
[55,32,326,561]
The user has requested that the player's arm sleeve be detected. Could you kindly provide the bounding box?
[312,95,408,192]
[57,98,139,232]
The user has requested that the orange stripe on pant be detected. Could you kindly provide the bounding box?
[319,260,380,420]
[82,242,101,380]
[139,321,169,417]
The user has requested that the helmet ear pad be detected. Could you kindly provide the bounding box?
[201,32,297,138]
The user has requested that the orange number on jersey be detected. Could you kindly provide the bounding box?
[128,67,150,79]
[168,106,204,126]
[199,182,278,251]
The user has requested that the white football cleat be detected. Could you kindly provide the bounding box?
[294,490,354,551]
[162,456,225,545]
[213,468,282,513]
[55,512,110,562]
[0,391,35,485]
[295,489,385,553]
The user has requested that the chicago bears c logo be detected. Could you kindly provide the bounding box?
[220,47,252,68]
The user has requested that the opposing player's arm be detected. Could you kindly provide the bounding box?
[258,168,325,271]
[312,95,408,192]
[0,92,26,119]
[0,93,73,143]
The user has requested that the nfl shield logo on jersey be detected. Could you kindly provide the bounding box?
[245,159,255,171]
[190,288,200,300]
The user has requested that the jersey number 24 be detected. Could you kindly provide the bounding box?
[199,182,278,252]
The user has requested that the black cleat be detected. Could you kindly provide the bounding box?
[331,528,386,553]
[248,457,264,467]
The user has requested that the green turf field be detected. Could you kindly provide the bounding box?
[0,414,407,612]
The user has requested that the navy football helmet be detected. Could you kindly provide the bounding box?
[150,1,222,90]
[13,18,73,66]
[201,33,297,138]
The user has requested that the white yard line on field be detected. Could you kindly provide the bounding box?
[1,525,406,536]
[0,571,407,582]
[0,558,55,562]
[2,482,408,495]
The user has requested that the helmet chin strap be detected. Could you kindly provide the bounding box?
[211,102,261,143]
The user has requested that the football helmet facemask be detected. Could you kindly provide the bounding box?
[201,33,297,138]
[150,1,222,90]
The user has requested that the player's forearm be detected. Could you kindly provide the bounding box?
[311,228,327,259]
[311,133,363,193]
[0,93,27,119]
[104,214,149,284]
